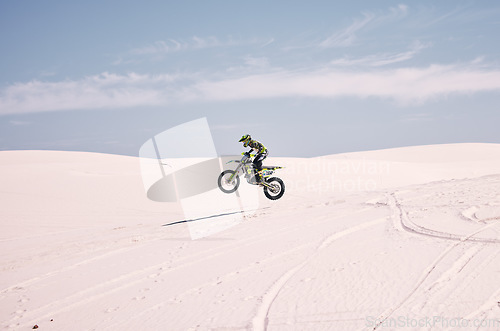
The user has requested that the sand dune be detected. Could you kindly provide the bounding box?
[1,144,499,330]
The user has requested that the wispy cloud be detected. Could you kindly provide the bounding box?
[319,4,408,48]
[243,56,270,68]
[471,56,485,65]
[330,41,430,67]
[113,35,266,66]
[9,120,31,126]
[319,13,375,48]
[130,36,222,55]
[191,64,500,105]
[0,72,184,114]
[261,38,275,48]
[225,56,273,74]
[2,62,500,115]
[421,4,469,27]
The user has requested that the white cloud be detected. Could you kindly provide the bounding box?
[113,36,266,66]
[243,56,270,68]
[9,120,31,126]
[261,38,275,48]
[471,56,485,65]
[388,4,409,19]
[330,41,430,67]
[320,13,375,48]
[225,56,274,74]
[320,4,409,48]
[190,65,500,105]
[423,5,466,27]
[130,36,222,55]
[2,64,500,115]
[375,3,409,24]
[0,72,182,114]
[126,35,265,58]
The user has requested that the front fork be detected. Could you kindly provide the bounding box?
[261,180,278,190]
[228,164,243,182]
[260,181,272,189]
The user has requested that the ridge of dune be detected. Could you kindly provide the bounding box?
[317,143,500,163]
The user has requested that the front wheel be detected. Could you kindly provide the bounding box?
[263,177,285,200]
[218,170,240,193]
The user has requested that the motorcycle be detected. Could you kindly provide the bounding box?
[217,152,285,200]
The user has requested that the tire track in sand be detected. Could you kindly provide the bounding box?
[251,217,387,331]
[5,207,375,330]
[372,194,500,330]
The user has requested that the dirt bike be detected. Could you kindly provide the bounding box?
[217,152,285,200]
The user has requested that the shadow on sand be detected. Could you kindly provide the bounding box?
[162,207,269,227]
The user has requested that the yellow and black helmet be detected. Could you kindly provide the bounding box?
[239,134,251,147]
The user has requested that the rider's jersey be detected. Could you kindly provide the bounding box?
[248,140,267,155]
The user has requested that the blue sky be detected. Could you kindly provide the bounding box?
[1,0,500,157]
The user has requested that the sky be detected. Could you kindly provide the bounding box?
[1,0,500,157]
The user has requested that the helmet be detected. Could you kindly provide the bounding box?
[239,134,251,147]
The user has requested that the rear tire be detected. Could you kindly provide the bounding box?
[263,177,285,200]
[218,170,240,193]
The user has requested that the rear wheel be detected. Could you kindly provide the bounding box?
[218,170,240,193]
[263,177,285,200]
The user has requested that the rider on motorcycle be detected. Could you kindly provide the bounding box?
[239,134,268,183]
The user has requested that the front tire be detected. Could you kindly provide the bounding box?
[263,177,285,200]
[218,170,240,193]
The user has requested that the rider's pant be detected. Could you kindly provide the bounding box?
[253,151,268,180]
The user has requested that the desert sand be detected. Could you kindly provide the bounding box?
[1,143,500,330]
